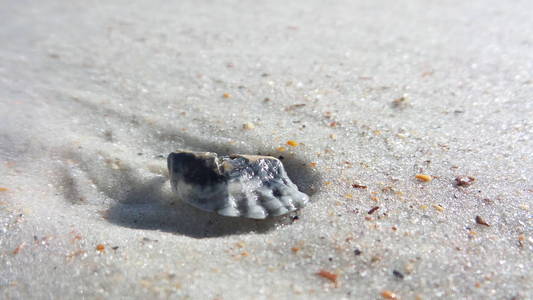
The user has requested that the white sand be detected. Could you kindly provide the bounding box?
[1,0,532,299]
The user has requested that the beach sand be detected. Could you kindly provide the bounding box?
[1,1,532,298]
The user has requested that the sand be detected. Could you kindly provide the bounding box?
[1,0,532,299]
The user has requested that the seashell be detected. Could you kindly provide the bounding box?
[167,151,309,219]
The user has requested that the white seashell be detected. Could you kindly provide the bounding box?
[167,151,309,219]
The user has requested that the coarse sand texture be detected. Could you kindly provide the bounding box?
[1,0,532,299]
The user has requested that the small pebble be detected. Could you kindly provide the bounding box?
[352,183,368,189]
[368,206,380,214]
[316,270,338,285]
[381,290,399,299]
[12,242,26,255]
[455,176,475,187]
[475,216,490,227]
[415,174,432,182]
[242,122,255,130]
[518,233,525,247]
[287,140,299,147]
[404,263,415,274]
[391,96,409,109]
[433,204,445,212]
[393,270,404,279]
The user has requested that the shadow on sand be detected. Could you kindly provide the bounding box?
[101,149,320,238]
